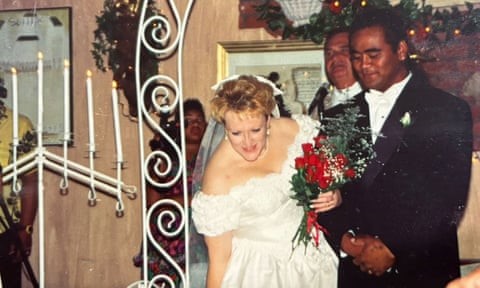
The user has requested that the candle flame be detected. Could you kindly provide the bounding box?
[112,81,118,89]
[38,52,44,60]
[86,70,92,78]
[64,59,70,67]
[11,67,17,74]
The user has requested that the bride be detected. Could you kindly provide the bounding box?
[191,75,340,288]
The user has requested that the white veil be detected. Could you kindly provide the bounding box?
[188,118,223,287]
[188,75,282,287]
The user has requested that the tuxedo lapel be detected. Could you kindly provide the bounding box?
[358,77,420,191]
[356,94,370,130]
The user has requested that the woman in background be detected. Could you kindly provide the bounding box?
[134,99,207,284]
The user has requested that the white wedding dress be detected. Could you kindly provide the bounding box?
[192,115,338,288]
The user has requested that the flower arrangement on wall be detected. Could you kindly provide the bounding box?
[91,0,161,118]
[255,0,480,44]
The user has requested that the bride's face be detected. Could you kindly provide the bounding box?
[224,110,269,162]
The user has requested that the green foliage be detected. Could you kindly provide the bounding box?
[322,106,374,174]
[91,0,161,76]
[91,0,120,72]
[256,0,480,44]
[91,0,163,116]
[291,171,321,208]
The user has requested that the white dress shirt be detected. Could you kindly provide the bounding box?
[365,73,412,143]
[324,81,363,110]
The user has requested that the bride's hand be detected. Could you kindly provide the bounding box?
[310,189,342,213]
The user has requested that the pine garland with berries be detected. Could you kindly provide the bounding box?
[256,0,480,44]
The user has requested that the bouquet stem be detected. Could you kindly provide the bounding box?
[292,210,329,251]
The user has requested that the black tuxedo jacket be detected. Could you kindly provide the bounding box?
[326,74,473,288]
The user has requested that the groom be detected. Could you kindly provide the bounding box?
[336,7,473,287]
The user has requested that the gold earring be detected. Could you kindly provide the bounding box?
[225,134,228,141]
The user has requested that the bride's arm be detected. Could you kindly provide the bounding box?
[204,231,233,288]
[201,156,234,288]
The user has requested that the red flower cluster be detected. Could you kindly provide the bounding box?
[291,134,360,251]
[295,136,356,189]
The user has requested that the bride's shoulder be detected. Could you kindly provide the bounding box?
[201,143,232,196]
[271,117,298,137]
[291,114,320,127]
[271,115,319,138]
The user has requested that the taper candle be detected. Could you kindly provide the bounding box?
[64,60,70,141]
[37,52,43,137]
[86,70,95,151]
[111,81,123,163]
[11,67,18,140]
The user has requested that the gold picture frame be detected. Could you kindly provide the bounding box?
[217,40,326,114]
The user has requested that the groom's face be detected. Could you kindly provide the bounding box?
[350,26,408,92]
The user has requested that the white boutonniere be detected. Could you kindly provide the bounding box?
[400,112,412,127]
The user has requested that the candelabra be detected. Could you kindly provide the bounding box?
[2,53,137,287]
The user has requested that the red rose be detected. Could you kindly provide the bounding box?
[302,143,314,155]
[315,167,324,179]
[318,152,327,161]
[335,153,348,168]
[306,166,316,183]
[318,175,333,189]
[295,157,306,169]
[315,163,324,175]
[313,135,327,148]
[317,160,329,173]
[308,154,319,166]
[345,168,356,178]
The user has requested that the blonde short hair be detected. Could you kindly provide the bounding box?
[210,75,276,123]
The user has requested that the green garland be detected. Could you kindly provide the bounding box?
[256,0,480,44]
[91,0,162,117]
[91,0,160,74]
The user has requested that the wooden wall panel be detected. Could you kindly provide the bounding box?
[458,159,480,260]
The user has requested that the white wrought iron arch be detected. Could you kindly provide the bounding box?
[128,0,196,287]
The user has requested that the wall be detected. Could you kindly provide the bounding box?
[0,0,478,287]
[0,0,144,287]
[418,34,480,260]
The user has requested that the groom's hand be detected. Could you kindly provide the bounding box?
[348,235,395,276]
[340,232,364,257]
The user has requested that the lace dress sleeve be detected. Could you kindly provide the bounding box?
[292,114,321,143]
[191,192,241,237]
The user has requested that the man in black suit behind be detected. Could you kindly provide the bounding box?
[336,7,473,287]
[312,28,363,254]
[308,28,363,121]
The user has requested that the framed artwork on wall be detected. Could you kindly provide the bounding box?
[0,7,72,145]
[217,40,326,115]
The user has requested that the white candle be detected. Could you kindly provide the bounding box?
[111,81,123,163]
[37,52,43,141]
[64,60,70,142]
[11,68,18,141]
[86,70,95,151]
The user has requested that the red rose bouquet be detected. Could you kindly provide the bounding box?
[291,106,373,250]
